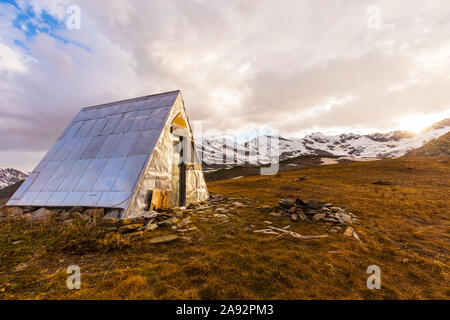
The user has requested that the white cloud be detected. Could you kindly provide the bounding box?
[0,42,29,73]
[1,0,450,171]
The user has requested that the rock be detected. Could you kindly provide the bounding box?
[177,226,198,232]
[306,200,324,209]
[102,227,117,232]
[213,214,228,218]
[177,217,192,229]
[69,212,91,223]
[335,210,354,225]
[291,213,298,221]
[128,231,144,239]
[100,217,117,227]
[288,206,297,214]
[343,226,354,237]
[279,199,294,208]
[174,211,184,218]
[216,208,228,214]
[343,226,361,241]
[7,207,23,219]
[232,202,246,208]
[294,199,307,207]
[119,218,133,226]
[209,194,227,202]
[149,235,179,244]
[30,208,54,223]
[158,217,179,227]
[372,180,393,186]
[127,210,159,220]
[59,211,71,221]
[104,209,121,219]
[12,240,24,245]
[352,230,361,242]
[303,210,316,216]
[84,208,104,218]
[187,203,197,209]
[323,217,338,223]
[146,223,159,232]
[119,224,142,234]
[294,176,307,182]
[269,212,281,217]
[312,213,326,222]
[182,236,193,241]
[22,207,35,213]
[297,212,308,221]
[131,217,148,225]
[330,207,340,212]
[69,207,84,214]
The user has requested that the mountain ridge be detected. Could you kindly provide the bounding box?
[405,131,450,157]
[0,168,28,190]
[197,118,450,168]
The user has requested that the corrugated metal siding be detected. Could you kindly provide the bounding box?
[7,91,179,209]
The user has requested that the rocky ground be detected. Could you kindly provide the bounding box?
[1,190,361,247]
[0,157,448,299]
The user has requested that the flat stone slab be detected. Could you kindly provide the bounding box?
[149,235,179,244]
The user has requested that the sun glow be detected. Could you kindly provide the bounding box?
[395,111,450,133]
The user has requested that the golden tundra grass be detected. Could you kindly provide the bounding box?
[0,157,448,299]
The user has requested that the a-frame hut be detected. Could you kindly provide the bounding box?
[6,90,208,218]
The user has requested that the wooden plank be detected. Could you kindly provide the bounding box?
[150,189,170,211]
[267,226,328,240]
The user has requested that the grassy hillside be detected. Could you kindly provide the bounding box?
[406,132,450,157]
[0,157,449,299]
[204,155,326,181]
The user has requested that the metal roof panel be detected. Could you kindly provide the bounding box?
[7,90,180,209]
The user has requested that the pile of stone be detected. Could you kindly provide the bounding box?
[100,209,196,236]
[0,205,199,241]
[274,198,358,225]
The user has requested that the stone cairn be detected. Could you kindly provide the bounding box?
[275,198,358,225]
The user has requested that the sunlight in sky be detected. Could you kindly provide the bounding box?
[395,110,450,133]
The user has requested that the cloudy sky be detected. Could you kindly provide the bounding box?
[1,0,450,172]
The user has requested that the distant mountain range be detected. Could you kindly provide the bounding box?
[0,168,28,189]
[197,118,450,169]
[0,119,449,190]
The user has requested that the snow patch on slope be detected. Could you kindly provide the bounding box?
[0,168,28,189]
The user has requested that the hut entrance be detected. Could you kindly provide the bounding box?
[172,113,189,207]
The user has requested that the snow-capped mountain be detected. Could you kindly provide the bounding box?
[0,168,28,189]
[196,118,450,168]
